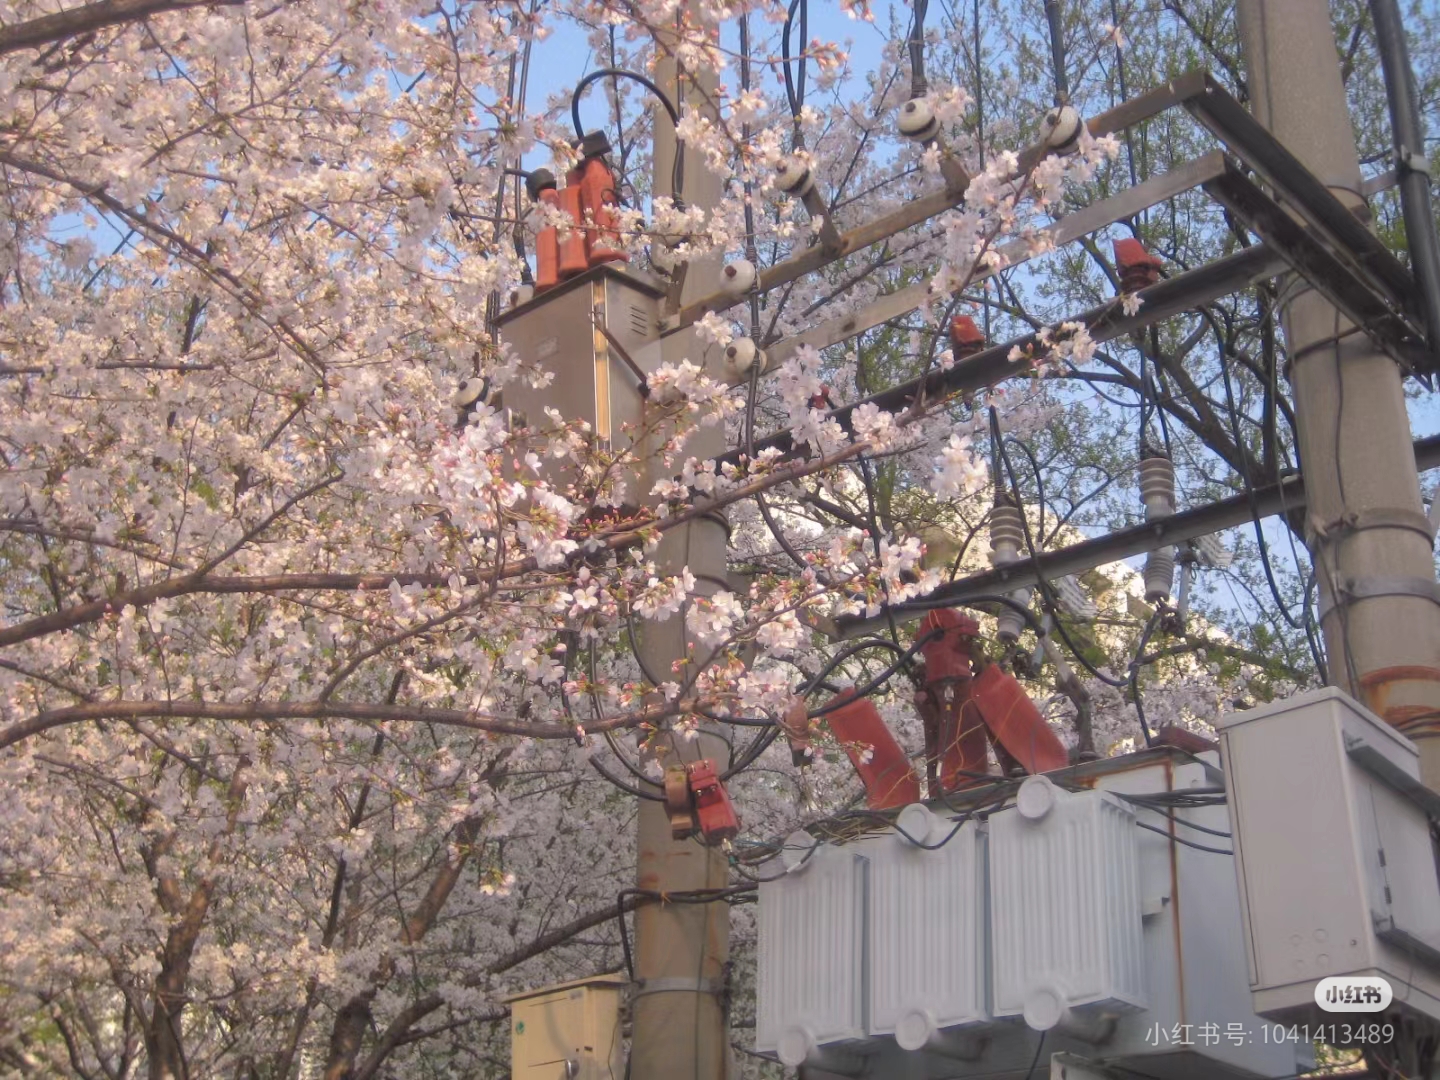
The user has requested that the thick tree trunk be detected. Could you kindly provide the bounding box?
[142,762,249,1080]
[321,993,377,1080]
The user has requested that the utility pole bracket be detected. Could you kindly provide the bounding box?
[632,976,725,999]
[1319,575,1440,618]
[1308,507,1437,546]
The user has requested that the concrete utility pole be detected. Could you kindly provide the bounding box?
[1237,0,1440,790]
[629,17,733,1080]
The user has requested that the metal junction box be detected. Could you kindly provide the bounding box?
[493,265,665,491]
[504,973,627,1080]
[1217,687,1440,1026]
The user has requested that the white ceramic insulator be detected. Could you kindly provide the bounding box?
[723,337,765,382]
[452,376,487,409]
[1139,454,1176,518]
[775,155,814,196]
[1023,985,1071,1031]
[897,97,939,142]
[1144,547,1176,604]
[1041,104,1084,151]
[777,1026,816,1068]
[1140,455,1177,602]
[894,1008,939,1052]
[1015,774,1062,821]
[720,259,757,295]
[895,803,938,847]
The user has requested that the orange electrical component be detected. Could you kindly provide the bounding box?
[529,170,561,293]
[948,315,986,357]
[577,160,628,266]
[969,661,1069,775]
[686,759,740,843]
[917,609,988,792]
[1113,237,1163,293]
[557,184,589,279]
[781,697,812,766]
[822,688,922,810]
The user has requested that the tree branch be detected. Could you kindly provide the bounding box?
[0,0,248,57]
[1,695,683,751]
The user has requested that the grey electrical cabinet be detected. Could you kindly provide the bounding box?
[1217,687,1440,1026]
[493,265,665,494]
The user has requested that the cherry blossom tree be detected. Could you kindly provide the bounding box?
[4,0,1406,1073]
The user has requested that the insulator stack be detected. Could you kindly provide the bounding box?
[528,169,562,291]
[988,500,1030,643]
[1139,452,1177,602]
[572,132,627,266]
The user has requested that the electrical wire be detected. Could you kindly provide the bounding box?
[1114,793,1232,837]
[720,726,780,781]
[591,753,665,800]
[1134,818,1233,855]
[989,410,1129,691]
[571,68,684,200]
[1128,606,1163,746]
[615,886,753,980]
[1043,0,1069,105]
[894,592,1051,639]
[798,635,922,696]
[741,786,1017,876]
[907,0,929,99]
[805,631,941,718]
[1004,435,1046,537]
[780,0,808,146]
[1023,1032,1048,1080]
[555,634,664,800]
[1203,306,1328,678]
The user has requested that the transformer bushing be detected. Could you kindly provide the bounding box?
[989,500,1030,642]
[1139,453,1177,603]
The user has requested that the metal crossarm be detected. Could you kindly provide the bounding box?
[1203,158,1429,370]
[715,243,1286,469]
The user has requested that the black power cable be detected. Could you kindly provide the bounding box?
[1200,306,1328,679]
[780,0,808,147]
[907,0,929,99]
[1042,0,1068,104]
[572,68,684,201]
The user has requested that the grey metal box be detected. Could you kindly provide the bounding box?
[1217,687,1440,1025]
[493,265,665,491]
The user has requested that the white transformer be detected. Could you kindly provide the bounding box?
[753,747,1308,1080]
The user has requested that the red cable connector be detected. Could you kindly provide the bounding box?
[686,759,741,843]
